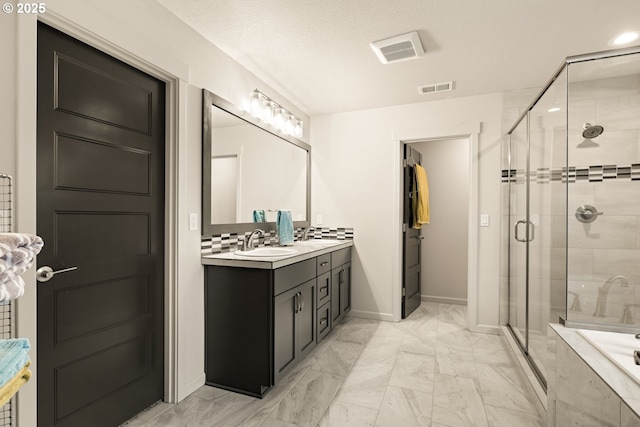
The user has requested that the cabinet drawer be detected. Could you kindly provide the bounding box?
[331,247,351,268]
[316,254,331,275]
[274,258,316,296]
[317,302,331,343]
[317,271,331,307]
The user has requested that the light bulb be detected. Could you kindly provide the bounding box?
[294,120,303,137]
[263,101,275,123]
[275,108,286,130]
[250,91,261,117]
[284,115,294,135]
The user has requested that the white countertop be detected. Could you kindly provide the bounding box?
[201,240,353,269]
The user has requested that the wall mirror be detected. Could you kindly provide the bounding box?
[202,89,310,236]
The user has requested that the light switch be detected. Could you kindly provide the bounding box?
[480,214,490,227]
[189,212,198,231]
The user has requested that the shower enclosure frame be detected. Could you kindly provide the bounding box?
[503,44,640,391]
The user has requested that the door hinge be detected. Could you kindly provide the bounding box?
[402,288,406,297]
[402,223,407,232]
[403,159,407,168]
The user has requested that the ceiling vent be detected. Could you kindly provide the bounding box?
[418,81,454,94]
[371,31,424,64]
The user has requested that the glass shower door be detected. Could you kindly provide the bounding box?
[508,116,529,351]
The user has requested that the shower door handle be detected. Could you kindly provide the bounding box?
[514,220,527,242]
[514,220,534,243]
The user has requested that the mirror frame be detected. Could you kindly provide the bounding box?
[202,89,311,236]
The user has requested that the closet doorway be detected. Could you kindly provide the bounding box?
[404,137,470,309]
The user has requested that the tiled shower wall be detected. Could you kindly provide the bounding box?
[201,226,354,255]
[501,70,640,330]
[565,71,640,328]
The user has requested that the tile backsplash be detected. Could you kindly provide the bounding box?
[201,227,354,255]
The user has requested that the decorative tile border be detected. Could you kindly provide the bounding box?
[501,164,640,183]
[200,226,354,255]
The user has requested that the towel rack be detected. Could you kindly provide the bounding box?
[0,174,15,427]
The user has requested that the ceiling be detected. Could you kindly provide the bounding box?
[155,0,640,116]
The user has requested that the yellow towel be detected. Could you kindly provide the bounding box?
[412,164,430,229]
[0,361,31,407]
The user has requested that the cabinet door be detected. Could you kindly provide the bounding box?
[340,262,351,315]
[274,286,299,384]
[330,267,342,327]
[296,279,317,359]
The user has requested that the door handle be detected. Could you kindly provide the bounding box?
[300,291,304,312]
[320,317,327,325]
[36,266,78,283]
[514,220,527,242]
[514,220,535,243]
[319,285,328,292]
[320,262,329,266]
[413,235,424,240]
[294,292,299,313]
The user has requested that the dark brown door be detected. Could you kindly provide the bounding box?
[37,23,165,427]
[402,145,423,318]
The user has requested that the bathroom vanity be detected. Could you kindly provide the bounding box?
[201,241,352,397]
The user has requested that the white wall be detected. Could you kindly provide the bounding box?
[310,93,503,328]
[1,0,310,423]
[212,124,307,222]
[411,138,469,304]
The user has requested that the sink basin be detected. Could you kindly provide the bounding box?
[296,239,342,246]
[234,247,297,257]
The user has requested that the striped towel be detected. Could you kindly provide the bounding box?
[0,339,30,387]
[0,361,31,407]
[0,233,44,302]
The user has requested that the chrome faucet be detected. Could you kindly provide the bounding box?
[620,303,640,324]
[568,291,581,312]
[302,226,315,241]
[593,275,629,318]
[243,229,265,251]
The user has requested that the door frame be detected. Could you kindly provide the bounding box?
[16,11,187,426]
[392,123,488,333]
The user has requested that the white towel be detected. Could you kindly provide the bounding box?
[0,277,25,304]
[0,233,44,303]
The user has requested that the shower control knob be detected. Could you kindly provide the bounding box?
[575,205,603,223]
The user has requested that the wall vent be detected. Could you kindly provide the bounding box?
[418,81,454,94]
[371,31,424,64]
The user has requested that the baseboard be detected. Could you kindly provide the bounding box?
[177,372,206,402]
[421,295,467,306]
[348,310,395,322]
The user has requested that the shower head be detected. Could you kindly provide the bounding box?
[582,123,604,139]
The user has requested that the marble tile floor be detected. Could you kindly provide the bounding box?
[122,303,544,427]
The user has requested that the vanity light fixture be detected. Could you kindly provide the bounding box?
[249,89,304,138]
